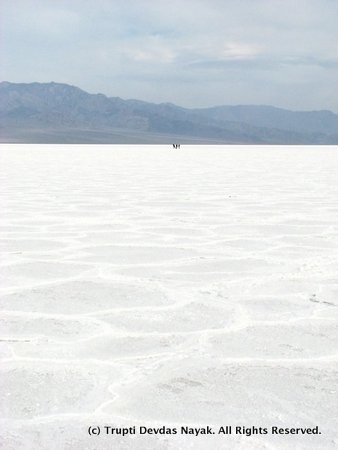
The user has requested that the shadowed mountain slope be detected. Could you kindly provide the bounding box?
[1,82,337,144]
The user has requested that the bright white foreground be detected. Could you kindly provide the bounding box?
[0,144,337,450]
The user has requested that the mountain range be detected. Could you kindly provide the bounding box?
[1,81,337,144]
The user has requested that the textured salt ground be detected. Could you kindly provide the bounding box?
[0,144,338,450]
[1,360,130,419]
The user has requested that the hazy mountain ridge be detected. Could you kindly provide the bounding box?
[1,81,337,144]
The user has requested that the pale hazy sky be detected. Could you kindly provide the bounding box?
[2,0,338,111]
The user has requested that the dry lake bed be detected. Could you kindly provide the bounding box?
[0,144,337,449]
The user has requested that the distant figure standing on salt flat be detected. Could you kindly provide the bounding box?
[172,144,180,149]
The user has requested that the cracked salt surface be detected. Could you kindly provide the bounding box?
[0,144,338,449]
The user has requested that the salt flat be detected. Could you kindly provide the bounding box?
[0,144,337,450]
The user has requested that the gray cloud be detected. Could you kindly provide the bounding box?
[2,0,338,111]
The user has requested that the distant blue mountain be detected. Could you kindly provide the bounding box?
[1,81,337,144]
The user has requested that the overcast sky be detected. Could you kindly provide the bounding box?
[2,0,338,111]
